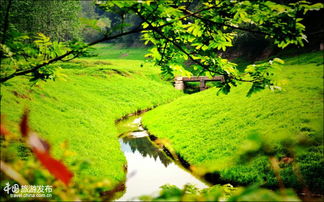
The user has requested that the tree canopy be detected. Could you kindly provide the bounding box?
[0,0,323,94]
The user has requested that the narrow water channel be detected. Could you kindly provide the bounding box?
[116,115,208,201]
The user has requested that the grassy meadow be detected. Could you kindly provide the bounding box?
[1,42,323,198]
[0,44,183,187]
[142,51,324,192]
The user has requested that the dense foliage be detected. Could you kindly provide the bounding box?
[0,0,89,83]
[99,0,323,95]
[0,0,82,42]
[139,182,300,201]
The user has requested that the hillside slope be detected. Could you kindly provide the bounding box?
[142,51,323,192]
[0,44,182,188]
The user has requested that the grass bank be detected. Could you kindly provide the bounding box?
[0,44,182,188]
[142,51,323,192]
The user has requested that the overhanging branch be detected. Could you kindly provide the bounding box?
[0,26,146,83]
[177,7,268,36]
[134,8,220,75]
[1,5,218,83]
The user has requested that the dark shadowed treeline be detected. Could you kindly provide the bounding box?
[0,0,82,42]
[223,1,324,62]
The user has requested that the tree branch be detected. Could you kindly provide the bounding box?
[177,7,268,35]
[1,3,229,83]
[0,26,146,83]
[134,9,220,75]
[157,41,168,65]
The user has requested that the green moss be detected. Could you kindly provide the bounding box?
[142,51,323,192]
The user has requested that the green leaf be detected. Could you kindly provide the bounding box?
[273,58,285,64]
[247,82,265,97]
[217,83,231,95]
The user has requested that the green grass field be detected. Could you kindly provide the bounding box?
[0,44,182,188]
[90,43,149,60]
[142,51,323,192]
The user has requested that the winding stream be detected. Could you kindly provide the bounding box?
[116,115,208,201]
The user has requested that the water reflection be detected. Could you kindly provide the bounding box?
[121,136,172,167]
[116,116,208,201]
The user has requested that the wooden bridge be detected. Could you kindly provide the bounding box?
[174,76,224,91]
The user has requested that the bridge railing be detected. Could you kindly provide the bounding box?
[174,76,224,91]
